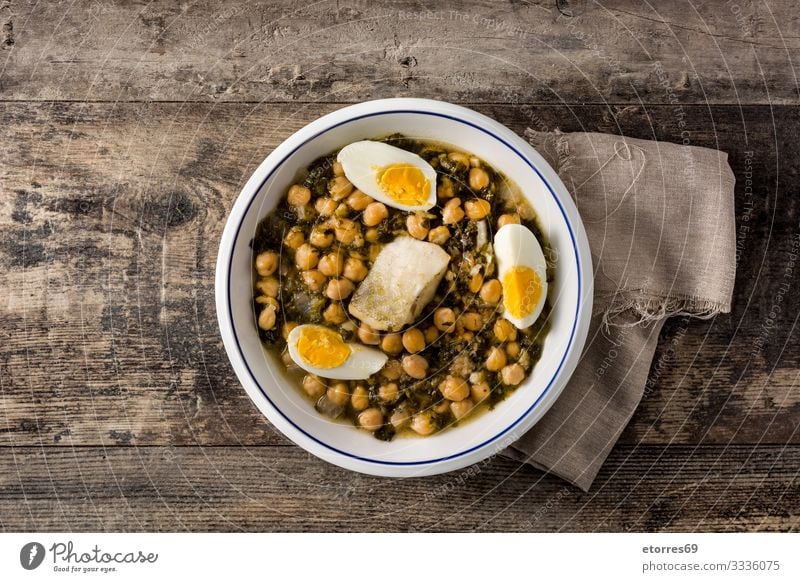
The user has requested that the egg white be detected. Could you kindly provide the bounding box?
[493,224,548,329]
[286,324,388,380]
[337,141,437,211]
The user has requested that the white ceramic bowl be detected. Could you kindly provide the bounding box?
[216,98,593,477]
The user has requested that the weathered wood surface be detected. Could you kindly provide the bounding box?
[1,0,798,532]
[1,102,798,449]
[0,445,796,532]
[1,0,799,104]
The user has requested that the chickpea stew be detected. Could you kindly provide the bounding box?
[252,135,553,441]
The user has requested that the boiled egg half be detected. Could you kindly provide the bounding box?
[337,141,437,211]
[286,324,388,380]
[493,223,548,330]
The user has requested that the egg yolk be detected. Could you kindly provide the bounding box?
[378,164,430,206]
[502,266,543,318]
[296,326,351,369]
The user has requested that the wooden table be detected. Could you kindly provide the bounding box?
[1,0,798,532]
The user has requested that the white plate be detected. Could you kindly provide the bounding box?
[215,98,593,477]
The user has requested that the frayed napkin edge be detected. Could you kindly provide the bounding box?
[598,290,730,331]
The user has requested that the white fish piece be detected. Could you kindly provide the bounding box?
[348,236,451,331]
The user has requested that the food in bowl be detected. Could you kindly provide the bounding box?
[251,135,553,441]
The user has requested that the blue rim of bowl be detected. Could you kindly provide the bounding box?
[227,109,581,466]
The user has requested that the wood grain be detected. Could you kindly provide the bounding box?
[0,101,797,449]
[0,445,795,532]
[2,0,798,104]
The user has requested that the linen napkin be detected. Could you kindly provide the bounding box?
[502,130,737,491]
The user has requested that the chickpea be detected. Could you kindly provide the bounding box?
[318,252,345,277]
[468,271,484,293]
[410,412,437,436]
[255,276,279,297]
[402,328,426,353]
[365,227,380,243]
[390,408,411,429]
[381,359,403,380]
[442,197,465,224]
[358,408,384,431]
[469,156,481,168]
[351,232,365,249]
[334,202,350,217]
[465,198,491,220]
[433,399,450,414]
[281,350,294,368]
[471,381,491,403]
[357,322,380,345]
[427,225,450,245]
[424,325,439,344]
[323,302,347,324]
[434,307,456,332]
[368,243,382,263]
[332,160,344,176]
[439,375,469,401]
[334,218,359,244]
[295,243,320,270]
[351,385,370,411]
[309,227,334,248]
[255,251,279,277]
[460,331,475,342]
[327,382,350,406]
[258,306,277,330]
[468,167,490,190]
[328,175,354,200]
[461,311,482,331]
[493,319,518,342]
[346,189,373,211]
[259,296,279,311]
[438,176,455,199]
[497,213,521,228]
[501,363,525,386]
[450,398,474,420]
[485,346,507,372]
[448,151,470,167]
[281,321,298,340]
[301,269,326,292]
[302,375,327,399]
[378,382,400,403]
[406,213,429,240]
[284,228,305,250]
[506,341,521,359]
[343,257,368,282]
[287,184,311,207]
[480,279,502,304]
[402,354,429,380]
[256,295,272,306]
[315,197,338,217]
[326,278,354,300]
[363,202,389,226]
[381,333,403,355]
[295,204,314,222]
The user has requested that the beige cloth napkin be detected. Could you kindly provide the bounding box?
[503,130,737,491]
